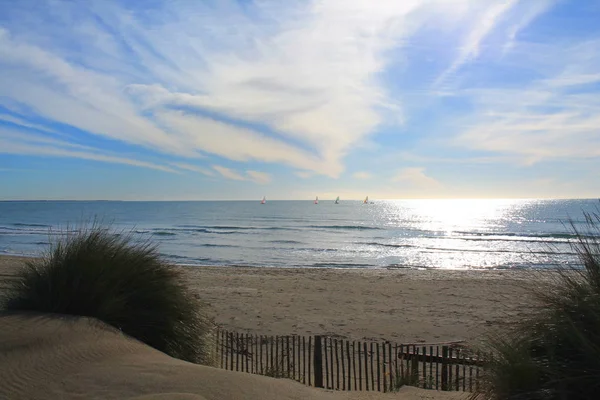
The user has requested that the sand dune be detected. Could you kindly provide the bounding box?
[0,313,466,399]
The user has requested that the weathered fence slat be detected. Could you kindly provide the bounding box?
[213,331,486,394]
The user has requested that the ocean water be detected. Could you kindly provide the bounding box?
[0,199,598,270]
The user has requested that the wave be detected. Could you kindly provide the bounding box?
[269,240,303,244]
[307,225,382,230]
[359,241,577,255]
[11,223,51,228]
[151,227,244,235]
[199,243,238,248]
[152,231,177,236]
[357,241,413,249]
[453,231,598,240]
[311,262,374,268]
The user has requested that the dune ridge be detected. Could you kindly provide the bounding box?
[0,312,465,399]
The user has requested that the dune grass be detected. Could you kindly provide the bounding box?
[1,224,214,365]
[472,211,600,400]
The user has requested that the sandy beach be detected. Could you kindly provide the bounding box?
[1,255,536,344]
[0,254,542,399]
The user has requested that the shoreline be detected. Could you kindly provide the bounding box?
[1,251,557,271]
[1,254,537,344]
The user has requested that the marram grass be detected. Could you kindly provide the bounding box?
[472,211,600,400]
[2,224,214,365]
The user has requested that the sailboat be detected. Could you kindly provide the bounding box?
[260,196,266,204]
[363,196,369,204]
[334,196,339,204]
[314,196,319,205]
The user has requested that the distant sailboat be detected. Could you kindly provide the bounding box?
[363,196,369,204]
[260,196,266,204]
[334,196,339,204]
[314,196,319,205]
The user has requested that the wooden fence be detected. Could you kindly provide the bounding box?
[214,330,485,392]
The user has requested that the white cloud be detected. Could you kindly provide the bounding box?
[393,167,442,189]
[0,138,176,172]
[453,40,600,164]
[295,171,313,179]
[0,125,175,172]
[503,0,557,53]
[246,170,272,184]
[212,165,246,181]
[435,0,520,85]
[0,0,496,179]
[353,171,372,179]
[171,162,214,177]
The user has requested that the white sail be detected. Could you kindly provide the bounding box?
[260,196,266,204]
[334,196,339,204]
[363,196,368,204]
[314,196,319,204]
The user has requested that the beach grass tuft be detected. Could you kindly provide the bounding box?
[472,211,600,400]
[1,223,214,365]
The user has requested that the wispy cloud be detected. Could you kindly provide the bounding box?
[246,170,272,184]
[212,165,272,184]
[503,0,557,53]
[393,167,442,189]
[0,0,499,178]
[171,162,214,177]
[454,39,600,164]
[435,0,520,86]
[0,125,175,172]
[212,165,246,181]
[353,172,372,179]
[0,138,177,172]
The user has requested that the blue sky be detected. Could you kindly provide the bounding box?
[1,0,599,200]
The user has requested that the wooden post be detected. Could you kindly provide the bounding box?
[329,338,335,388]
[335,339,340,390]
[422,346,426,388]
[308,337,312,386]
[382,342,387,393]
[347,341,352,391]
[245,334,249,372]
[353,341,358,391]
[364,342,369,391]
[292,336,297,381]
[448,347,453,391]
[455,349,460,391]
[441,346,449,391]
[255,335,258,374]
[370,342,375,391]
[303,336,307,385]
[260,335,264,374]
[376,343,381,392]
[229,332,235,371]
[436,346,440,390]
[358,341,363,391]
[340,340,346,390]
[270,335,274,372]
[286,336,291,378]
[314,336,324,388]
[388,343,393,391]
[219,330,224,369]
[324,337,329,389]
[411,346,418,385]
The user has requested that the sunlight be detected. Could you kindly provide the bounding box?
[399,198,524,234]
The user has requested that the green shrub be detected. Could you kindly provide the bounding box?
[472,211,600,400]
[2,224,214,364]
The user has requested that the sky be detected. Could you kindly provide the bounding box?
[1,0,599,200]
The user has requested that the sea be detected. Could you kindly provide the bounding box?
[0,199,598,270]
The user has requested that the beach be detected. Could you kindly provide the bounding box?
[1,255,536,345]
